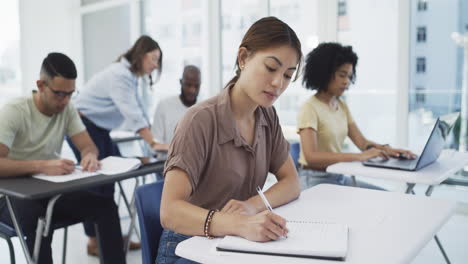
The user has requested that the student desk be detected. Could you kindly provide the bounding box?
[110,130,143,144]
[326,149,468,263]
[175,184,456,264]
[0,161,165,264]
[326,150,468,195]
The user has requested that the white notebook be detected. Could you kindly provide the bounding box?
[216,221,349,261]
[33,156,141,183]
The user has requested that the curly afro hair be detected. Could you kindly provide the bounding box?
[302,42,357,92]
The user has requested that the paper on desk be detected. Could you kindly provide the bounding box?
[33,170,99,183]
[98,156,141,175]
[33,156,142,183]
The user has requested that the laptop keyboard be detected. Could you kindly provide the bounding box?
[367,157,418,169]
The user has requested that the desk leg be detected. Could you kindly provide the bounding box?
[405,183,415,194]
[5,196,34,264]
[117,181,141,241]
[434,235,451,264]
[124,179,140,255]
[33,194,61,263]
[117,182,132,217]
[425,185,435,196]
[424,185,451,264]
[412,185,451,264]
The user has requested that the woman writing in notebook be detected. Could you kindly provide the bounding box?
[158,17,302,263]
[297,42,415,189]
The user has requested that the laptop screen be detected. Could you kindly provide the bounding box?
[415,119,444,170]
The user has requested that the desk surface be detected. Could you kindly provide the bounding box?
[326,150,468,185]
[0,161,165,200]
[110,131,143,144]
[176,184,456,264]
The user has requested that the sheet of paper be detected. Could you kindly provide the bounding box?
[99,156,141,175]
[32,156,141,183]
[33,169,99,183]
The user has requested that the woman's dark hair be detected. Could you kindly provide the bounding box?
[302,42,357,92]
[226,16,303,88]
[118,35,162,85]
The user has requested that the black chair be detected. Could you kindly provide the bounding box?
[0,219,78,264]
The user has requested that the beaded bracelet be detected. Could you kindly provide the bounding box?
[204,209,216,239]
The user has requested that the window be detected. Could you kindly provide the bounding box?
[82,4,131,81]
[221,0,267,87]
[337,0,400,147]
[416,57,426,73]
[143,0,208,110]
[409,0,465,151]
[337,0,350,31]
[417,0,427,11]
[338,0,347,16]
[0,0,22,107]
[415,87,426,104]
[270,0,320,126]
[416,26,426,42]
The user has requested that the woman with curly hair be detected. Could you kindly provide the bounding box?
[297,42,415,189]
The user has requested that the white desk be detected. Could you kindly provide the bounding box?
[326,150,468,189]
[326,150,468,264]
[175,184,456,264]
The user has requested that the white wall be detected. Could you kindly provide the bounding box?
[19,0,81,92]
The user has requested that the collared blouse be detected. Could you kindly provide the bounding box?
[75,58,149,131]
[164,86,290,210]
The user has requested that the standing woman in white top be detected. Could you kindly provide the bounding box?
[70,35,167,255]
[297,42,415,189]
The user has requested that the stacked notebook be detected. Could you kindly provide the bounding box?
[216,221,349,261]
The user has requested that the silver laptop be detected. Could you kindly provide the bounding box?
[362,113,459,171]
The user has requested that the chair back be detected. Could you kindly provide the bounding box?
[290,142,300,170]
[0,221,16,237]
[0,217,79,264]
[135,181,164,264]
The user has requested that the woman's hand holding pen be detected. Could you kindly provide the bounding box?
[236,211,289,242]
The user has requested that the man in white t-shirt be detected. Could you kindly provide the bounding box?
[152,65,201,155]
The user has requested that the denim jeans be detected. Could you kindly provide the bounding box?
[298,169,385,191]
[156,229,199,264]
